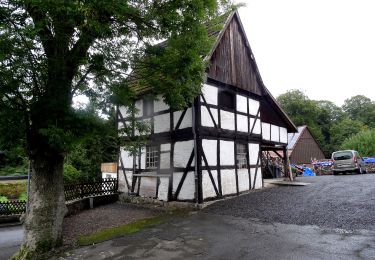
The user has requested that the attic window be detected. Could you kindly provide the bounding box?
[218,90,235,110]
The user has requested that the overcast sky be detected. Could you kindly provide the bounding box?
[236,0,375,105]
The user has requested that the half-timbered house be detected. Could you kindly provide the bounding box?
[117,11,297,203]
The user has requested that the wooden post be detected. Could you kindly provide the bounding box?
[283,146,293,181]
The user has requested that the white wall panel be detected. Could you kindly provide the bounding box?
[248,98,260,115]
[118,171,130,193]
[220,140,234,165]
[220,110,235,131]
[236,95,247,113]
[201,84,218,105]
[271,124,280,142]
[139,177,157,197]
[262,123,271,140]
[158,177,169,201]
[250,118,261,135]
[135,99,143,117]
[154,95,169,112]
[237,114,248,132]
[173,108,192,129]
[280,127,288,144]
[119,106,130,118]
[173,172,195,200]
[160,152,170,169]
[120,148,133,168]
[251,168,262,189]
[238,169,249,192]
[174,140,194,167]
[221,170,237,195]
[248,143,260,165]
[202,139,217,166]
[140,149,146,169]
[201,106,218,127]
[154,113,170,133]
[202,170,218,199]
[160,143,171,152]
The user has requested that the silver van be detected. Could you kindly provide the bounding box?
[332,150,366,175]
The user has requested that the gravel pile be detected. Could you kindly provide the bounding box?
[62,202,162,246]
[204,175,375,231]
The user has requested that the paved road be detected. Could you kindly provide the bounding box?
[59,174,375,259]
[0,225,23,260]
[205,174,375,231]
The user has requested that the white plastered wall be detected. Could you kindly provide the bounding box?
[202,170,218,199]
[237,114,248,132]
[251,168,262,189]
[201,84,218,105]
[238,169,249,192]
[236,94,247,113]
[280,127,288,144]
[271,124,280,142]
[173,108,192,129]
[262,123,271,141]
[173,172,195,200]
[220,110,235,131]
[202,139,217,166]
[154,95,169,113]
[248,98,260,116]
[250,118,261,135]
[154,113,170,133]
[139,177,157,198]
[221,170,237,195]
[220,140,234,165]
[158,177,169,201]
[201,106,218,127]
[174,140,195,167]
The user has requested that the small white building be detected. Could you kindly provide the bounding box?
[117,11,296,203]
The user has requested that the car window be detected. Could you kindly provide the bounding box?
[333,151,353,160]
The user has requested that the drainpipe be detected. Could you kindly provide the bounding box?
[192,98,199,207]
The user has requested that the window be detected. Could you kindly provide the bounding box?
[236,143,247,169]
[143,97,153,117]
[146,145,159,169]
[218,90,235,110]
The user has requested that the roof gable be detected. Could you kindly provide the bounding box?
[206,12,262,95]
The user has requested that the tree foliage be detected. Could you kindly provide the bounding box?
[340,130,375,157]
[0,0,231,256]
[277,90,374,156]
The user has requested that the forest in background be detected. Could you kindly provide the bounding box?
[1,90,374,180]
[277,90,375,157]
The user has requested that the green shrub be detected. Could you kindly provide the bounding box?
[340,130,375,157]
[0,196,8,202]
[63,164,84,183]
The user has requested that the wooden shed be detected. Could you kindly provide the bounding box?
[287,126,325,165]
[117,11,297,203]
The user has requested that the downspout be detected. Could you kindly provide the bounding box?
[192,97,199,207]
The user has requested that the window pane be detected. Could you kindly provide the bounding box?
[146,145,159,169]
[218,90,235,110]
[236,143,247,169]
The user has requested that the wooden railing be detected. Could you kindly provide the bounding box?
[0,179,118,216]
[64,178,118,201]
[0,200,27,216]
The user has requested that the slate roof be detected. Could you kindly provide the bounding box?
[287,126,307,150]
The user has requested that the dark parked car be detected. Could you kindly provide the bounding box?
[332,150,366,175]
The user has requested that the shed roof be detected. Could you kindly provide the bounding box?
[287,126,307,150]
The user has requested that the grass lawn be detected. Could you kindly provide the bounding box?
[0,181,27,200]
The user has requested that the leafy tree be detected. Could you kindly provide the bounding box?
[342,95,375,128]
[0,0,230,257]
[340,130,375,156]
[330,118,366,151]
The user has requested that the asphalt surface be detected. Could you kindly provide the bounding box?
[0,225,23,260]
[3,174,375,259]
[204,174,375,231]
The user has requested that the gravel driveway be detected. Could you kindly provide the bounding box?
[204,174,375,231]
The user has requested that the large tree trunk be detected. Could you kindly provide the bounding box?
[15,152,67,259]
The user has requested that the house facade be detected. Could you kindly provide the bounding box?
[117,12,296,203]
[287,126,326,165]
